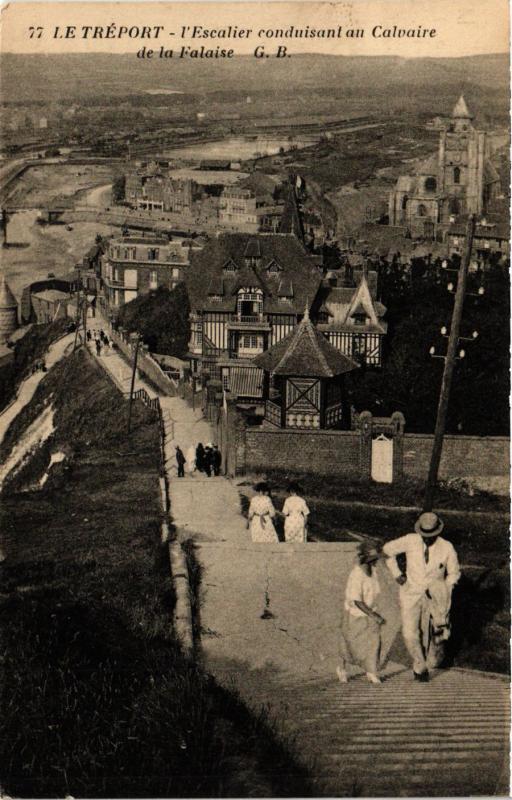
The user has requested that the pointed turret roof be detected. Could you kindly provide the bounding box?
[0,275,17,309]
[452,95,472,119]
[253,312,358,378]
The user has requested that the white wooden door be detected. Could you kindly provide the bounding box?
[371,434,393,483]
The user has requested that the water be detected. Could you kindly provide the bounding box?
[145,89,184,95]
[1,210,113,301]
[162,135,315,162]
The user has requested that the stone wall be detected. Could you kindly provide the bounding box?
[245,428,362,476]
[402,434,510,479]
[216,398,509,482]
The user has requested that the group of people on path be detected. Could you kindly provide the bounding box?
[248,481,310,543]
[30,360,47,374]
[175,443,222,478]
[337,511,460,685]
[87,328,113,356]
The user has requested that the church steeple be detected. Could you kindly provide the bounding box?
[452,94,472,120]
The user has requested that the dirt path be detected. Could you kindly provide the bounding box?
[0,333,74,447]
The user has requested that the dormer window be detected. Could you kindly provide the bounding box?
[266,259,282,274]
[352,313,367,326]
[237,287,263,318]
[223,258,238,273]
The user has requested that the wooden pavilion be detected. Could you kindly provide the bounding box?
[253,309,358,429]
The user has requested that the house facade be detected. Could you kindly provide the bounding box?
[218,186,280,233]
[101,236,190,308]
[312,263,387,367]
[185,233,323,398]
[126,170,203,213]
[447,219,510,266]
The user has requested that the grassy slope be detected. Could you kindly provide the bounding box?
[0,351,313,798]
[0,319,71,413]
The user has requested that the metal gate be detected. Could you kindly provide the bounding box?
[371,434,393,483]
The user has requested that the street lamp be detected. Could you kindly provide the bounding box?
[429,346,467,361]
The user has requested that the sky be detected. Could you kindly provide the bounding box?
[0,0,509,58]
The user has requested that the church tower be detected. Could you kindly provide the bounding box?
[438,95,486,217]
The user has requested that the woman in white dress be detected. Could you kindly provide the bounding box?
[282,482,310,543]
[336,542,386,685]
[185,444,196,475]
[248,483,279,543]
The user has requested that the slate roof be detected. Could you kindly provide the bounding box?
[0,276,17,310]
[186,233,322,315]
[253,311,358,378]
[414,153,439,176]
[448,221,510,240]
[344,276,386,332]
[229,366,264,398]
[239,173,281,197]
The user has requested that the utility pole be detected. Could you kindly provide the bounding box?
[127,334,141,434]
[73,267,83,352]
[1,209,8,247]
[423,215,476,511]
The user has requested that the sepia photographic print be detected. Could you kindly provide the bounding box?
[0,1,510,796]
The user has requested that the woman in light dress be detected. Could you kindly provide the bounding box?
[248,482,279,543]
[185,444,196,475]
[282,482,310,542]
[336,542,386,685]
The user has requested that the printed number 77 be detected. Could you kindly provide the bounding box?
[28,27,44,38]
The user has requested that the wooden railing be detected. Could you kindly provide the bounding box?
[229,313,265,323]
[265,399,281,427]
[133,387,160,413]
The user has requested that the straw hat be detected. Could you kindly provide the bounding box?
[357,541,383,564]
[415,512,444,538]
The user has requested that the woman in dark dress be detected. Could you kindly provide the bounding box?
[195,443,206,473]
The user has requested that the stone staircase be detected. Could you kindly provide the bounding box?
[239,669,510,797]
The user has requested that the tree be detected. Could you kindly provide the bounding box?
[117,284,191,358]
[348,260,510,436]
[111,175,126,204]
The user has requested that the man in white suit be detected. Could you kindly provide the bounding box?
[383,512,460,682]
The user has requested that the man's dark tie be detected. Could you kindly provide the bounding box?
[424,545,429,564]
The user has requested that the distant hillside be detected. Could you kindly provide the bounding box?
[1,52,509,108]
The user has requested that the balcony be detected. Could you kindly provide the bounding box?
[103,277,126,289]
[227,313,271,331]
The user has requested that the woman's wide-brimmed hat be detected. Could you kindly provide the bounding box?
[357,541,383,564]
[415,511,444,538]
